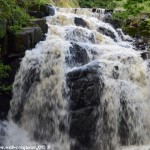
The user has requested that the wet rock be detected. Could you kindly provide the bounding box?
[67,62,104,150]
[74,17,87,28]
[105,9,113,14]
[141,51,149,60]
[7,27,42,53]
[66,42,90,67]
[65,27,95,44]
[70,106,98,150]
[0,94,11,120]
[33,18,48,34]
[92,8,97,13]
[28,4,55,18]
[133,38,147,50]
[40,4,55,16]
[28,11,45,18]
[98,27,116,41]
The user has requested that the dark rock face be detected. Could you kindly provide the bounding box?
[27,11,45,18]
[0,94,11,120]
[98,27,116,41]
[66,42,90,67]
[70,106,98,150]
[140,51,149,60]
[7,27,42,54]
[40,4,55,16]
[74,17,87,28]
[33,18,48,34]
[67,62,104,150]
[28,4,55,18]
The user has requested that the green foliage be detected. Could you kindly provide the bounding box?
[16,0,53,9]
[113,0,150,19]
[0,84,12,94]
[0,0,31,33]
[0,19,6,38]
[112,0,150,38]
[0,0,79,34]
[0,63,11,78]
[78,0,114,8]
[0,63,12,94]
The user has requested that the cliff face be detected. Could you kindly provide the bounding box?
[0,5,55,120]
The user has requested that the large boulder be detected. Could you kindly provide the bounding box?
[66,42,90,67]
[67,62,104,150]
[74,17,87,28]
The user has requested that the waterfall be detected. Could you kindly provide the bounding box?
[1,7,150,150]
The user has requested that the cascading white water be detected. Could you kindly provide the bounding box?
[1,7,150,150]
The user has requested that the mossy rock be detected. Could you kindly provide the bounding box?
[7,27,42,53]
[28,4,55,17]
[32,18,48,33]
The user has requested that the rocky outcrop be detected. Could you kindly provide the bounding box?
[33,18,48,34]
[7,27,42,54]
[67,62,104,150]
[0,4,52,121]
[28,4,55,18]
[66,42,90,67]
[74,17,87,28]
[98,26,116,41]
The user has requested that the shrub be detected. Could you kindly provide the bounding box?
[0,62,12,94]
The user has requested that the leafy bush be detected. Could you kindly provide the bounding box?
[0,0,31,33]
[0,63,12,94]
[78,0,114,8]
[112,0,150,38]
[0,63,11,78]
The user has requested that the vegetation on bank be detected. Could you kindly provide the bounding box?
[0,0,150,35]
[0,62,11,94]
[78,0,150,38]
[112,0,150,42]
[0,0,78,35]
[0,0,79,94]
